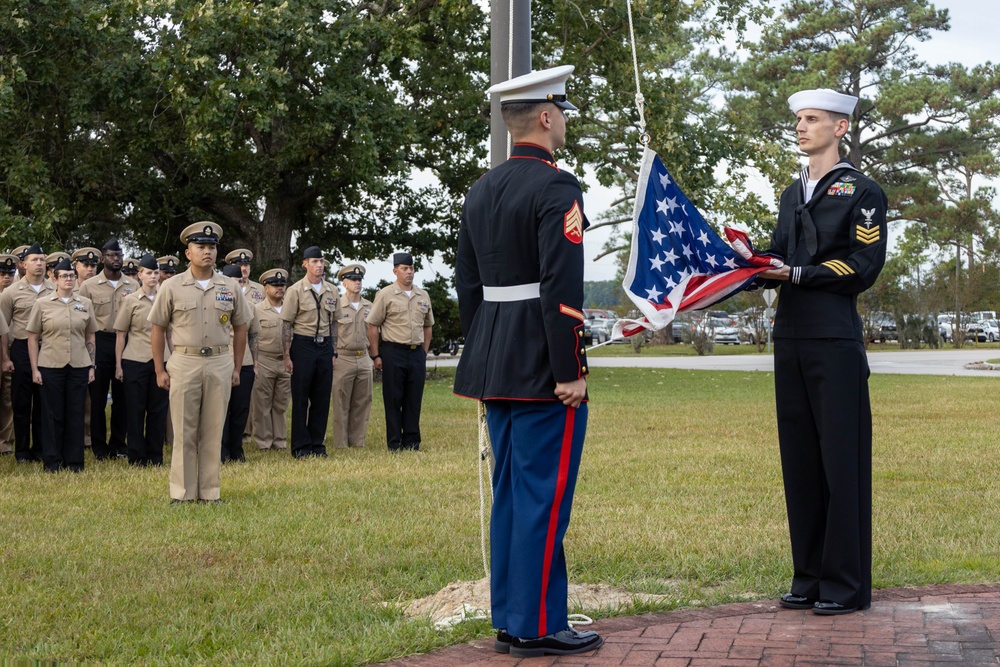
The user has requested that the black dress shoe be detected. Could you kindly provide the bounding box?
[509,627,604,658]
[779,593,817,610]
[813,600,859,615]
[494,629,512,654]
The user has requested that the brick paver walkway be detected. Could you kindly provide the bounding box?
[379,584,1000,666]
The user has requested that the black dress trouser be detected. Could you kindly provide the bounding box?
[10,338,42,461]
[221,364,255,462]
[289,335,332,457]
[774,337,872,610]
[379,342,426,451]
[38,365,89,472]
[90,331,127,458]
[122,358,169,466]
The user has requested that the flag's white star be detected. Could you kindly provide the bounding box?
[656,198,669,216]
[705,254,718,268]
[669,220,685,235]
[645,285,663,302]
[664,275,677,289]
[682,243,694,260]
[681,204,688,217]
[659,172,671,188]
[662,248,679,264]
[723,256,738,269]
[651,228,667,245]
[697,230,711,246]
[649,254,666,272]
[667,196,680,214]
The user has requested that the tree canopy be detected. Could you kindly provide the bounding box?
[0,0,489,268]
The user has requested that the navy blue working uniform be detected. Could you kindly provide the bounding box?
[764,158,887,611]
[455,143,590,639]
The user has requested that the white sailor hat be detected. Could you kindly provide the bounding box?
[488,65,577,110]
[788,88,858,116]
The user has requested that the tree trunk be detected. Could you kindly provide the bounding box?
[254,198,298,272]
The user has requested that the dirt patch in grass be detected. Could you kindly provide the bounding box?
[402,577,674,627]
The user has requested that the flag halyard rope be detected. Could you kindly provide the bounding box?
[625,0,650,145]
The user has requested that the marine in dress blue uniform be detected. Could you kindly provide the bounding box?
[758,89,887,616]
[454,65,602,658]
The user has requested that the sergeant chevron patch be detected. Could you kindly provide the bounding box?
[856,225,881,244]
[564,200,583,244]
[822,259,855,276]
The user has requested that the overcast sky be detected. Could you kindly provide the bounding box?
[352,0,999,290]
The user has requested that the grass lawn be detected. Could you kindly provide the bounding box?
[1,367,998,665]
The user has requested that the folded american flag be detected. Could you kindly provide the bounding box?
[613,147,780,340]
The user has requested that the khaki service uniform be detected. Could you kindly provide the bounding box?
[366,283,433,450]
[251,299,290,450]
[332,293,373,448]
[240,280,266,444]
[114,290,169,465]
[26,293,98,471]
[221,308,258,462]
[79,273,137,458]
[0,276,55,461]
[282,277,338,457]
[149,269,251,501]
[0,310,10,454]
[244,281,266,305]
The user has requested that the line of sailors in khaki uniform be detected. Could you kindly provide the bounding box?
[0,223,413,502]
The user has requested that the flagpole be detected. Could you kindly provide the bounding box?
[490,0,531,168]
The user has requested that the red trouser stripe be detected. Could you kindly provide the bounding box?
[537,405,575,636]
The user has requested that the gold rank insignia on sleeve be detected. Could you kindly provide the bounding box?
[563,201,583,244]
[856,224,880,244]
[559,304,585,321]
[821,259,856,276]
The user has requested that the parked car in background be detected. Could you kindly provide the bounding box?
[966,319,1000,342]
[709,317,743,345]
[430,339,461,356]
[865,313,897,343]
[590,317,616,344]
[587,317,611,345]
[937,314,954,342]
[584,308,616,321]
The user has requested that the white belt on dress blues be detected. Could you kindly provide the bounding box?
[482,283,540,302]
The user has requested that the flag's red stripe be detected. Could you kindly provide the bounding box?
[538,406,576,636]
